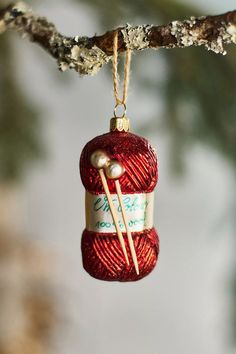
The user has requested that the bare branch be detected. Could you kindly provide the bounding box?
[0,1,236,76]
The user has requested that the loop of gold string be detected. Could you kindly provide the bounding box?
[112,31,132,107]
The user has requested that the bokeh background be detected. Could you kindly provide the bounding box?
[0,0,236,353]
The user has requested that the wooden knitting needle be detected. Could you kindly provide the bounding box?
[98,169,129,265]
[115,180,139,275]
[105,160,139,275]
[90,150,129,265]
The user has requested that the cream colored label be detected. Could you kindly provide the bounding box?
[85,191,154,233]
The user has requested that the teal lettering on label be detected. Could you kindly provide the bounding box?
[88,192,153,233]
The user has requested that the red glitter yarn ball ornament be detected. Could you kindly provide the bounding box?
[80,117,159,282]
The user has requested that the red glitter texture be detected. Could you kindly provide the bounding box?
[80,131,159,282]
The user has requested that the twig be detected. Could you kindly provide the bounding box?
[0,2,235,76]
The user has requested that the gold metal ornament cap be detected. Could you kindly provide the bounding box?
[110,116,130,132]
[110,102,130,132]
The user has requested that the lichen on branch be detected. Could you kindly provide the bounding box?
[0,1,236,76]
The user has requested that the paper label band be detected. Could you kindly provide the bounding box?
[85,191,154,233]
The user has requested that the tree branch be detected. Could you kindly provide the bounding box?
[0,1,236,76]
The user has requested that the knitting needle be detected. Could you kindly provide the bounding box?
[105,160,139,275]
[114,180,139,275]
[99,169,129,265]
[90,150,129,265]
